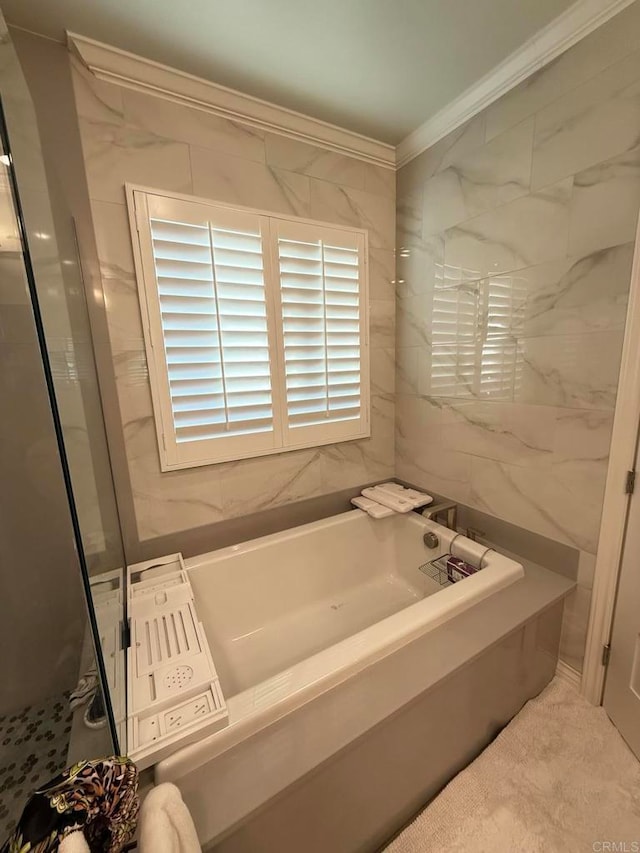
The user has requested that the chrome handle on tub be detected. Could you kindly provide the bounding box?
[422,501,458,532]
[466,526,486,543]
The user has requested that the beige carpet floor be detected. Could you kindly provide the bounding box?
[385,677,640,852]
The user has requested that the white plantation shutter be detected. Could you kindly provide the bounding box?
[151,219,273,439]
[275,220,368,445]
[134,193,282,468]
[129,189,369,469]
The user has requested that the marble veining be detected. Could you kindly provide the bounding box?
[220,449,324,518]
[124,88,266,164]
[309,179,395,250]
[191,145,310,217]
[124,420,226,540]
[265,133,367,189]
[485,1,640,141]
[468,456,604,554]
[114,348,154,428]
[369,300,395,349]
[444,178,573,284]
[395,348,420,396]
[395,393,443,444]
[99,258,143,351]
[553,408,614,463]
[398,115,486,191]
[531,48,640,190]
[121,411,155,466]
[133,480,225,540]
[91,201,144,349]
[517,243,633,338]
[320,427,394,492]
[422,119,533,236]
[396,189,423,247]
[370,348,396,398]
[517,331,624,410]
[369,249,396,301]
[568,146,640,258]
[79,116,193,205]
[70,59,124,124]
[396,438,472,506]
[441,400,556,467]
[396,296,432,349]
[363,164,396,199]
[371,391,395,431]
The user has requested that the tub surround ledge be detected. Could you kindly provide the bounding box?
[158,558,572,847]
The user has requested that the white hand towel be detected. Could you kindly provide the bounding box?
[138,782,201,853]
[59,832,90,853]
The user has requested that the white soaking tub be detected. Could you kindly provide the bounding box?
[155,509,525,844]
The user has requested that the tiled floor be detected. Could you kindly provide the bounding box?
[0,691,72,842]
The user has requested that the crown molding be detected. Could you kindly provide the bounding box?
[66,31,396,170]
[396,0,637,168]
[68,0,635,174]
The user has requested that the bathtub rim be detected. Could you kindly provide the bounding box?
[158,510,524,780]
[185,507,386,569]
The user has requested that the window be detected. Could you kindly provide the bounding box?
[127,187,370,470]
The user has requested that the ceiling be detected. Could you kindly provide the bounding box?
[2,0,578,143]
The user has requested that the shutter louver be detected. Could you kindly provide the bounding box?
[278,236,361,429]
[149,215,274,442]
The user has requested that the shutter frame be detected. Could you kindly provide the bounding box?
[127,185,370,470]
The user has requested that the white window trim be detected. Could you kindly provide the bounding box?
[125,183,370,471]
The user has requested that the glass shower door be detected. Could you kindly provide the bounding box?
[0,12,128,839]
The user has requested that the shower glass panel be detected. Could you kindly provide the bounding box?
[0,12,127,840]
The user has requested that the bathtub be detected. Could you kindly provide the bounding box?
[154,508,530,846]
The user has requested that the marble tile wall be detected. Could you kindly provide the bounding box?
[396,0,640,672]
[70,63,396,542]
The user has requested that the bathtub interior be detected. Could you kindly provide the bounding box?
[187,511,456,697]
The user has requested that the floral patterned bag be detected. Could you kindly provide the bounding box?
[1,757,139,853]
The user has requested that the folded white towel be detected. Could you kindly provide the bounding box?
[59,832,90,853]
[138,783,201,853]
